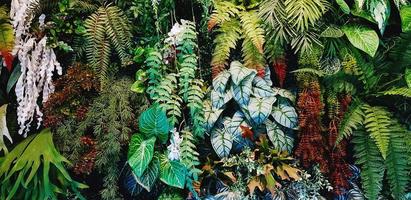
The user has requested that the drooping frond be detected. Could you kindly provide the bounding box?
[208,1,242,31]
[380,87,411,98]
[385,123,411,200]
[0,6,14,55]
[187,79,206,138]
[239,11,265,70]
[352,129,385,200]
[291,29,322,54]
[351,50,379,92]
[211,19,241,77]
[363,105,392,159]
[336,99,365,145]
[284,0,329,32]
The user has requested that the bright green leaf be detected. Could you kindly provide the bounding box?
[400,6,411,32]
[336,0,350,14]
[134,156,159,192]
[405,68,411,88]
[128,136,156,177]
[159,154,186,188]
[139,104,170,143]
[342,24,379,57]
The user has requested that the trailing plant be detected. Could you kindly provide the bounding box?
[0,128,87,200]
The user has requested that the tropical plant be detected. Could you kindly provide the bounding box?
[0,6,14,72]
[0,128,87,200]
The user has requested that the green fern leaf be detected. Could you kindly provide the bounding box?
[336,99,365,145]
[363,105,391,159]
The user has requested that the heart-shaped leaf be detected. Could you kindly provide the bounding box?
[223,112,250,149]
[205,105,224,131]
[211,90,232,110]
[139,104,170,143]
[134,156,159,192]
[211,128,233,158]
[342,24,379,57]
[266,120,294,152]
[213,70,231,93]
[229,61,256,85]
[248,97,276,125]
[231,74,254,106]
[272,104,298,129]
[128,136,156,177]
[159,154,187,188]
[253,76,276,98]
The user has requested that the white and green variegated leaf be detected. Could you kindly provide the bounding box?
[253,76,276,98]
[264,66,273,86]
[272,104,298,129]
[355,0,365,9]
[128,136,156,177]
[224,111,249,145]
[213,70,231,93]
[320,26,345,38]
[247,97,276,125]
[266,120,294,152]
[159,154,187,188]
[231,74,254,106]
[211,128,233,158]
[272,87,296,102]
[229,61,257,85]
[211,90,232,109]
[342,24,379,57]
[205,106,224,131]
[370,0,390,34]
[134,156,159,191]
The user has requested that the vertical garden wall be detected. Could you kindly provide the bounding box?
[0,0,410,199]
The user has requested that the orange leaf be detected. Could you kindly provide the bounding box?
[1,51,14,71]
[248,177,264,195]
[240,125,254,141]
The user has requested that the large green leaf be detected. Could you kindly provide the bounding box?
[212,70,231,93]
[211,128,233,158]
[252,76,276,98]
[400,6,411,32]
[266,120,294,152]
[336,0,350,14]
[342,24,379,57]
[229,61,256,85]
[247,97,276,125]
[128,136,156,177]
[369,0,390,34]
[231,74,254,106]
[159,154,186,188]
[272,103,298,129]
[134,156,159,192]
[139,104,170,143]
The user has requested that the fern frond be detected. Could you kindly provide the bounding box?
[385,123,410,200]
[146,50,165,92]
[187,79,206,138]
[211,19,241,76]
[291,68,326,77]
[179,54,198,102]
[0,6,13,54]
[239,11,265,54]
[336,99,365,145]
[153,73,182,125]
[180,129,201,174]
[208,1,241,30]
[351,50,379,92]
[352,129,385,200]
[284,0,329,32]
[291,30,322,54]
[363,105,392,159]
[379,87,411,98]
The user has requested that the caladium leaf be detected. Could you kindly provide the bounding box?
[248,97,276,125]
[139,104,170,143]
[211,90,232,110]
[272,104,298,129]
[213,70,231,93]
[231,74,254,106]
[0,104,12,153]
[211,128,233,158]
[159,154,187,188]
[273,87,295,102]
[342,24,379,57]
[264,66,273,86]
[253,76,276,98]
[229,61,256,85]
[224,112,250,149]
[134,156,159,192]
[266,120,294,152]
[205,106,224,131]
[128,136,156,177]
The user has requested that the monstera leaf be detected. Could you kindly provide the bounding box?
[159,154,187,188]
[272,104,298,129]
[128,135,156,177]
[231,74,254,106]
[342,24,379,57]
[139,104,170,143]
[266,120,294,152]
[253,76,276,98]
[229,61,257,85]
[211,128,233,158]
[133,156,160,191]
[247,97,276,125]
[213,70,231,93]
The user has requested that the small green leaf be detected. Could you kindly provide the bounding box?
[130,81,145,93]
[400,6,411,32]
[128,136,156,177]
[159,154,186,188]
[342,24,379,57]
[139,104,170,143]
[320,26,344,38]
[336,0,350,14]
[405,68,411,88]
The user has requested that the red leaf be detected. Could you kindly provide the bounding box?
[257,68,265,78]
[240,125,254,141]
[1,51,14,72]
[272,58,287,88]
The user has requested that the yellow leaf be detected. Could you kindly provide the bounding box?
[248,176,265,195]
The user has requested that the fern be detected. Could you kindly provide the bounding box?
[208,1,242,30]
[363,105,392,159]
[240,10,265,70]
[336,99,365,144]
[379,87,411,98]
[0,6,13,56]
[352,129,385,200]
[187,79,206,138]
[351,50,379,92]
[84,5,132,87]
[284,0,329,32]
[179,54,198,102]
[152,74,181,125]
[385,123,410,200]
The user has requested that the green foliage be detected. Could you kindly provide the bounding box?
[0,129,87,200]
[0,104,11,153]
[336,99,365,144]
[128,135,156,177]
[0,6,13,55]
[401,5,411,32]
[139,104,170,143]
[84,5,132,87]
[159,154,187,189]
[342,24,379,57]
